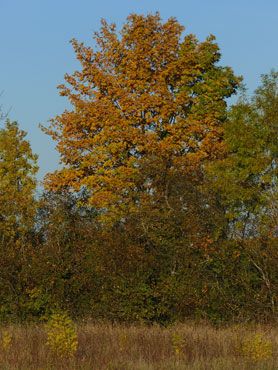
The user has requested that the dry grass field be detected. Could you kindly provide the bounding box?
[0,322,277,369]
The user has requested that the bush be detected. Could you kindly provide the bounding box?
[45,312,78,358]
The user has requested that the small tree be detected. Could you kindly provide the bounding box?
[0,120,38,239]
[208,70,278,239]
[0,120,38,320]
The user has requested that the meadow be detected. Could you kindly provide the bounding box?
[0,11,277,370]
[0,321,277,369]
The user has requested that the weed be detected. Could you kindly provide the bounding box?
[0,329,12,352]
[45,311,78,357]
[241,332,273,362]
[171,332,186,357]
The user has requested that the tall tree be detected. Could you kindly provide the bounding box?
[43,13,240,219]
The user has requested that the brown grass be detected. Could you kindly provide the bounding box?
[0,322,277,369]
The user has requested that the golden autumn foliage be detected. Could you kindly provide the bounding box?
[43,13,240,218]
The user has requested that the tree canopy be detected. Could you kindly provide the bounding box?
[43,13,240,219]
[208,70,278,239]
[0,120,38,240]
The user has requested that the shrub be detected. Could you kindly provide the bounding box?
[45,312,78,357]
[0,329,12,352]
[171,332,186,357]
[241,332,273,362]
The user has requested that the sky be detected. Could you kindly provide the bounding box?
[0,0,277,181]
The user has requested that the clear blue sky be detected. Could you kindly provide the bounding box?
[0,0,277,181]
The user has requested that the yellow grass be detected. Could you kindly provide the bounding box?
[0,322,277,369]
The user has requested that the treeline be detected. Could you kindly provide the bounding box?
[0,13,277,324]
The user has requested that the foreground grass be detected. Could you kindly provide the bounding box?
[0,322,277,369]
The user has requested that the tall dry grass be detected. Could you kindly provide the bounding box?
[0,322,277,369]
